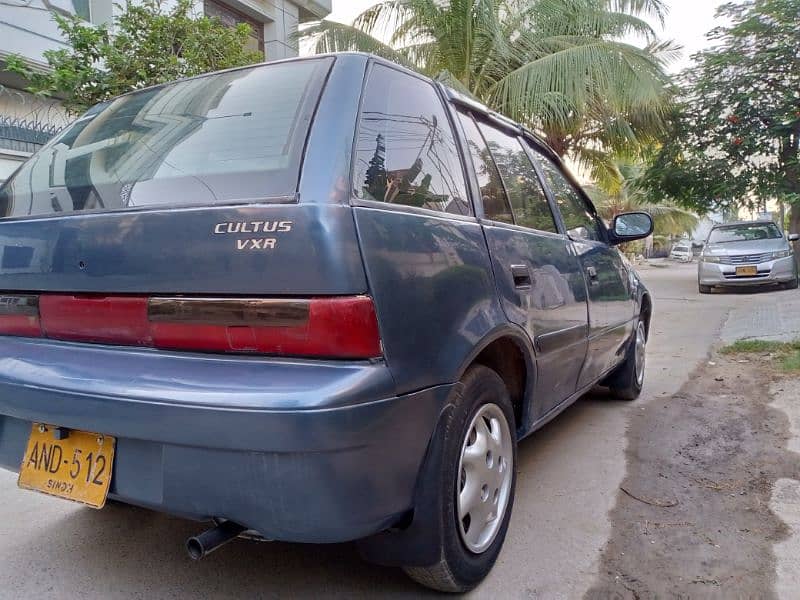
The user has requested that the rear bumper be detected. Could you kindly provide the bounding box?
[698,256,797,287]
[0,338,452,543]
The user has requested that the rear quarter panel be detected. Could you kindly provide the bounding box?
[353,205,508,394]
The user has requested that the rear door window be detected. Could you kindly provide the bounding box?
[0,58,333,218]
[353,64,471,216]
[456,112,512,223]
[476,123,558,234]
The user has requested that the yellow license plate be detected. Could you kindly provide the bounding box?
[17,424,115,508]
[736,266,758,276]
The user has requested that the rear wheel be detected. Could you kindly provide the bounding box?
[403,365,516,593]
[699,284,712,294]
[606,320,647,401]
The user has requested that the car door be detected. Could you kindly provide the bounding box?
[456,111,589,419]
[532,153,635,387]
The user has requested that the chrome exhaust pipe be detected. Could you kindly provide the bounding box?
[186,520,247,560]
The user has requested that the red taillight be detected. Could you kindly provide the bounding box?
[0,295,42,337]
[39,295,150,345]
[0,294,381,359]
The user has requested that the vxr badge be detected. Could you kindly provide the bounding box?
[213,221,293,251]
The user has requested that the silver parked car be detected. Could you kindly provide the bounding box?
[669,242,693,262]
[698,220,799,293]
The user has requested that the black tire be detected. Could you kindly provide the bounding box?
[605,319,647,401]
[699,284,712,294]
[403,365,517,593]
[783,277,799,290]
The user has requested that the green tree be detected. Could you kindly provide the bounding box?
[6,0,262,114]
[303,0,675,183]
[644,0,800,237]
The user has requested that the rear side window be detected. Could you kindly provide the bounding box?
[457,113,513,224]
[535,156,602,242]
[0,58,333,218]
[353,64,471,216]
[476,123,558,234]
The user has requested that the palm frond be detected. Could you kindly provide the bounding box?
[606,0,668,25]
[300,0,675,179]
[301,20,414,67]
[490,39,669,128]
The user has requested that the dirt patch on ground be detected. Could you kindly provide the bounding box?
[586,353,800,599]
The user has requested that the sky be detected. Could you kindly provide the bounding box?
[326,0,728,73]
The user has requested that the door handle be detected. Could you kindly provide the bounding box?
[586,265,599,285]
[511,264,532,290]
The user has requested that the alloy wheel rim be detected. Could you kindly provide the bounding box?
[634,321,647,386]
[456,403,513,554]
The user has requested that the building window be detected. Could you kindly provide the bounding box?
[71,0,91,21]
[204,0,265,55]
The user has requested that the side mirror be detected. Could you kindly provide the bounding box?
[789,233,800,242]
[610,212,654,245]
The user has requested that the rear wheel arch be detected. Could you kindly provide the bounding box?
[459,328,535,431]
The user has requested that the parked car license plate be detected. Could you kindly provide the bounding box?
[17,424,115,508]
[735,265,758,277]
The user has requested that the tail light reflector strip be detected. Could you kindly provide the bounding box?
[0,294,381,359]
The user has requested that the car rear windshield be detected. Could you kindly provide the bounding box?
[0,58,333,218]
[674,246,690,252]
[708,223,782,244]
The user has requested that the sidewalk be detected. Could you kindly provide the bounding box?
[721,289,800,344]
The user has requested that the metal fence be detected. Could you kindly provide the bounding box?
[0,116,62,154]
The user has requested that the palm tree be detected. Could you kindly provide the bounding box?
[302,0,677,180]
[586,155,698,239]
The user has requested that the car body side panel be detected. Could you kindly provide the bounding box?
[481,224,588,417]
[352,205,509,395]
[572,240,636,386]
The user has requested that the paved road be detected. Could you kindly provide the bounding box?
[0,261,796,599]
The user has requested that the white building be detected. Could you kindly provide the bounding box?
[0,0,331,182]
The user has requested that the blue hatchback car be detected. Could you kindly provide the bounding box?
[0,54,653,592]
